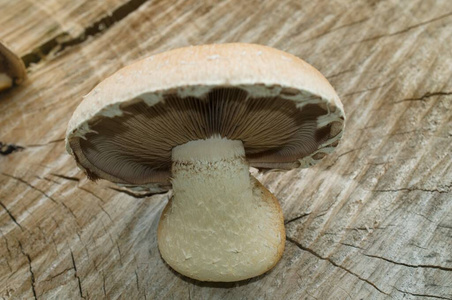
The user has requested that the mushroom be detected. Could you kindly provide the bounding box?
[66,43,345,282]
[0,42,26,92]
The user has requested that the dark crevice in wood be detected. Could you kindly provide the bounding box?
[70,250,86,299]
[135,270,140,291]
[102,274,107,297]
[0,201,24,231]
[339,242,367,251]
[0,230,12,256]
[60,201,77,219]
[0,142,24,156]
[437,224,452,230]
[395,287,452,300]
[343,82,390,97]
[78,186,106,203]
[389,129,429,136]
[115,240,124,266]
[38,176,61,185]
[43,267,74,282]
[97,203,113,221]
[107,232,123,266]
[345,225,395,231]
[359,11,452,44]
[364,254,452,272]
[26,138,65,148]
[284,212,311,224]
[326,67,356,79]
[286,237,389,295]
[394,91,452,104]
[1,172,58,203]
[412,211,435,223]
[19,242,38,300]
[325,146,365,169]
[21,0,150,68]
[373,186,451,194]
[50,173,80,182]
[302,17,369,44]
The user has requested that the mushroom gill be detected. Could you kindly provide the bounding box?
[79,88,330,184]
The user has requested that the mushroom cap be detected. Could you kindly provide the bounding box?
[66,43,345,192]
[0,42,26,91]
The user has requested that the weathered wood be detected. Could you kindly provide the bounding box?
[1,0,451,299]
[0,0,146,62]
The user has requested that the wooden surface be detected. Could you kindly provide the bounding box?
[1,0,451,299]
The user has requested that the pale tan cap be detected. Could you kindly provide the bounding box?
[66,43,345,192]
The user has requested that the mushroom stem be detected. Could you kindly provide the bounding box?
[158,136,285,282]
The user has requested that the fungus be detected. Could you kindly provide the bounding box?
[66,43,345,282]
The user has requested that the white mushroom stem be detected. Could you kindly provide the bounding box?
[158,136,285,282]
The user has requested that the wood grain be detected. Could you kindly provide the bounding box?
[0,0,451,299]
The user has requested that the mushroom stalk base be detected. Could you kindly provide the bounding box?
[158,137,285,282]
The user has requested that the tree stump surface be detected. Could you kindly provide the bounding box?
[0,1,451,299]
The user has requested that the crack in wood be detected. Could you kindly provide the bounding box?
[0,229,12,256]
[395,287,452,299]
[345,225,396,231]
[111,236,124,266]
[358,11,452,44]
[364,254,452,272]
[394,91,452,104]
[102,273,107,297]
[325,146,365,169]
[284,212,311,224]
[302,17,370,44]
[60,201,77,220]
[343,82,390,97]
[50,236,59,255]
[0,201,24,231]
[25,138,65,148]
[78,186,106,203]
[326,67,356,79]
[50,173,80,182]
[116,240,124,266]
[437,224,452,230]
[305,291,320,300]
[389,129,430,136]
[340,242,367,251]
[286,237,389,295]
[19,242,38,300]
[70,250,86,299]
[0,230,13,273]
[97,203,113,222]
[74,232,91,261]
[21,0,151,67]
[1,173,58,203]
[373,186,451,194]
[412,211,435,223]
[135,270,140,291]
[38,176,61,185]
[43,267,74,282]
[0,142,24,156]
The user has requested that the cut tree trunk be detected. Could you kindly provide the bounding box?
[0,0,451,299]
